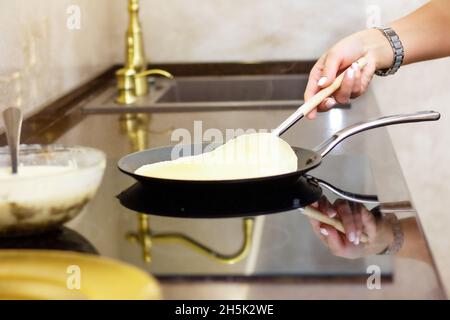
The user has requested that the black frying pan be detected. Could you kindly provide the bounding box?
[117,175,322,218]
[118,111,440,193]
[116,174,381,218]
[118,143,320,191]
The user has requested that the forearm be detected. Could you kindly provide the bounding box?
[357,0,450,70]
[304,0,450,116]
[392,0,450,65]
[396,218,432,264]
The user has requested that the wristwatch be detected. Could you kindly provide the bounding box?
[374,27,404,76]
[378,213,404,255]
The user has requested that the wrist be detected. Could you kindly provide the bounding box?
[360,28,394,70]
[377,213,405,255]
[376,217,396,253]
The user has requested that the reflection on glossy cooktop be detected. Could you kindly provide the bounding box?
[117,175,322,218]
[117,155,392,280]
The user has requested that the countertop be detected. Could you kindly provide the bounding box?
[0,63,445,299]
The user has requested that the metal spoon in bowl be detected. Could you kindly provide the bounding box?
[2,107,23,174]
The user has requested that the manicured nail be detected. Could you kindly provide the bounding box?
[351,62,359,70]
[317,76,327,86]
[347,68,354,79]
[324,98,336,109]
[348,231,356,243]
[320,228,329,236]
[327,208,337,218]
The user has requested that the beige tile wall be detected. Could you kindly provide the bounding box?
[111,0,428,63]
[0,0,117,125]
[373,59,450,296]
[112,0,369,63]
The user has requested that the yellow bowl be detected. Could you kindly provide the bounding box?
[0,250,161,300]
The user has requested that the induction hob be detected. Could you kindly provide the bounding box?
[118,154,392,280]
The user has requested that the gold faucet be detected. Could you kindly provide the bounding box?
[126,215,255,264]
[116,0,173,105]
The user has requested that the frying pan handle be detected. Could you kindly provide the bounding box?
[310,176,379,204]
[313,111,440,158]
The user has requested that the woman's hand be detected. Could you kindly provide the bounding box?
[308,196,395,259]
[304,29,393,119]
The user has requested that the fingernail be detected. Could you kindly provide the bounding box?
[320,228,329,236]
[347,68,354,79]
[327,208,337,218]
[324,98,336,109]
[354,236,360,245]
[348,231,355,243]
[317,76,327,86]
[351,62,359,70]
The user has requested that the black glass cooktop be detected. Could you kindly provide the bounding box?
[116,154,392,279]
[117,175,322,218]
[1,154,392,280]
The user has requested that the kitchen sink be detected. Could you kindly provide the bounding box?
[157,75,306,103]
[82,74,349,114]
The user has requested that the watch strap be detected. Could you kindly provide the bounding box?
[374,27,404,76]
[378,213,404,255]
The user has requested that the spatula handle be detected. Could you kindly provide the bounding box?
[273,57,368,136]
[300,57,368,116]
[301,206,369,243]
